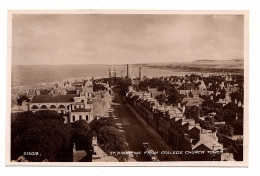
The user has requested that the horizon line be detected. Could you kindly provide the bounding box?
[11,58,243,66]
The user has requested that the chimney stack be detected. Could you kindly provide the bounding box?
[139,66,142,81]
[182,106,186,114]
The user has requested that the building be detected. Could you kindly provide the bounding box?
[109,68,116,78]
[29,81,95,123]
[139,66,143,81]
[11,100,29,112]
[126,88,233,161]
[127,64,131,79]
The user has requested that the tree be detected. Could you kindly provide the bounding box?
[89,117,128,161]
[11,110,71,161]
[155,94,168,105]
[17,95,30,105]
[89,117,116,134]
[71,120,92,150]
[224,102,238,112]
[230,91,243,102]
[93,81,107,92]
[214,113,223,122]
[184,106,200,121]
[219,125,234,137]
[224,109,236,122]
[166,87,184,104]
[229,119,243,135]
[97,126,128,161]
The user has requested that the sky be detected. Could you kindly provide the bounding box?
[12,14,244,65]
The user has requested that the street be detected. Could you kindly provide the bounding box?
[112,88,176,161]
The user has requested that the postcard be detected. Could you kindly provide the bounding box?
[6,10,249,166]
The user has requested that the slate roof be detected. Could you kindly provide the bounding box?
[31,94,78,103]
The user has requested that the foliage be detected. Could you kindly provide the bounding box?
[230,91,243,102]
[89,117,116,135]
[229,119,243,135]
[93,81,107,92]
[155,94,168,105]
[71,120,92,150]
[184,106,200,121]
[17,95,30,105]
[97,126,128,161]
[89,117,128,161]
[218,124,235,137]
[199,116,215,129]
[11,110,71,162]
[40,89,50,94]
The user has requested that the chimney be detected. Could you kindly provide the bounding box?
[139,66,142,81]
[178,103,181,108]
[238,101,242,107]
[73,143,77,154]
[235,99,238,104]
[182,106,186,114]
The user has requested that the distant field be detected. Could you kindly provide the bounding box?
[137,59,244,73]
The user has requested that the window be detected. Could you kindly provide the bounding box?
[74,106,76,109]
[81,100,84,103]
[72,116,75,122]
[79,115,82,120]
[86,115,88,121]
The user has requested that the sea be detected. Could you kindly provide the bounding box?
[11,65,192,88]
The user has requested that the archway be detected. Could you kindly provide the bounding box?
[31,105,39,109]
[40,105,48,110]
[49,105,57,109]
[58,104,66,109]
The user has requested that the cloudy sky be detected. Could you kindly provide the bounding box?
[12,14,244,65]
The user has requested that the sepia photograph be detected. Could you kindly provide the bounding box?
[6,10,249,166]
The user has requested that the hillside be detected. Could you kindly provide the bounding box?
[135,59,244,73]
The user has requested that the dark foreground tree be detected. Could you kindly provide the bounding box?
[71,120,92,150]
[89,117,116,135]
[97,126,128,161]
[89,117,128,161]
[17,95,30,105]
[11,110,71,162]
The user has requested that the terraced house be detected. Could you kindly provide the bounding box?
[126,88,234,161]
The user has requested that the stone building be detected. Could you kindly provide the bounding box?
[29,80,95,123]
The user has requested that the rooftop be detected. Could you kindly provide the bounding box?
[31,94,79,103]
[72,108,92,112]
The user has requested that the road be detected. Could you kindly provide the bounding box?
[112,89,177,161]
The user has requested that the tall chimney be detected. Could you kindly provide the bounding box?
[139,66,142,81]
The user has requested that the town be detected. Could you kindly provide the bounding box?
[11,64,244,162]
